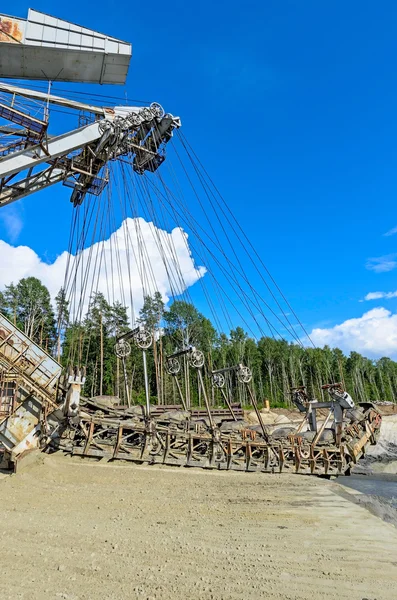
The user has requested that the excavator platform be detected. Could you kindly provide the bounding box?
[0,313,62,470]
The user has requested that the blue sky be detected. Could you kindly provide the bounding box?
[2,0,397,357]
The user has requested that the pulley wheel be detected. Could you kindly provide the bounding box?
[189,349,205,369]
[135,329,152,349]
[114,340,131,358]
[166,357,181,375]
[237,365,252,384]
[212,372,225,388]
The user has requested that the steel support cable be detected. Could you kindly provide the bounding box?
[66,191,108,367]
[154,163,296,343]
[126,163,191,306]
[82,194,114,368]
[146,164,237,331]
[145,173,287,342]
[106,181,116,308]
[60,204,85,369]
[178,132,315,348]
[144,121,204,301]
[118,163,148,298]
[136,175,181,298]
[174,137,306,347]
[139,168,225,336]
[63,195,97,305]
[170,140,304,347]
[147,170,232,335]
[113,162,139,324]
[0,92,45,114]
[75,199,105,366]
[117,162,175,328]
[143,174,280,341]
[63,198,100,368]
[137,174,193,302]
[108,167,129,312]
[158,160,274,340]
[154,164,234,334]
[68,197,102,326]
[59,196,80,332]
[141,180,188,298]
[144,171,198,302]
[103,193,116,305]
[147,172,278,340]
[4,81,150,105]
[100,182,135,338]
[132,182,151,298]
[88,167,134,345]
[0,90,79,120]
[172,138,275,310]
[123,166,160,300]
[178,134,300,345]
[121,163,170,320]
[71,144,276,344]
[141,173,259,340]
[139,199,226,336]
[110,173,286,404]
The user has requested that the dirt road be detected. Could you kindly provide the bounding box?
[0,454,396,600]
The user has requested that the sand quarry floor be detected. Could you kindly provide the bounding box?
[0,454,396,600]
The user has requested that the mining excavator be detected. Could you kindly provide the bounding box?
[0,9,383,475]
[0,315,382,475]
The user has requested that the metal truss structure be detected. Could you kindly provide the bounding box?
[0,10,384,477]
[50,343,382,477]
[0,82,181,207]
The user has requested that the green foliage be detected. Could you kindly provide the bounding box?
[1,277,56,350]
[2,279,397,406]
[139,292,164,331]
[164,300,217,351]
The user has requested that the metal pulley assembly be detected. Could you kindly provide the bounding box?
[114,326,152,357]
[189,349,205,369]
[212,372,225,388]
[135,328,152,349]
[98,119,113,134]
[237,365,252,384]
[114,339,132,358]
[166,357,181,375]
[150,102,165,118]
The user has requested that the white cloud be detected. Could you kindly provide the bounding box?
[384,225,397,237]
[363,291,397,301]
[0,217,206,321]
[310,307,397,359]
[366,254,397,273]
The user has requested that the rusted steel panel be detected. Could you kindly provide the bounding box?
[0,9,131,84]
[0,16,24,43]
[0,395,41,450]
[0,313,61,396]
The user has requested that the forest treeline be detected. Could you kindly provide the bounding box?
[1,276,397,406]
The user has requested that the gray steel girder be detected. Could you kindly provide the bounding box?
[0,166,66,207]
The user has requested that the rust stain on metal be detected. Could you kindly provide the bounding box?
[0,18,23,44]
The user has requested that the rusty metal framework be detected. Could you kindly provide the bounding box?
[0,313,383,476]
[49,347,382,476]
[0,313,62,469]
[0,11,384,477]
[52,389,381,476]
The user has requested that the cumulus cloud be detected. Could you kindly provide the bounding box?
[365,254,397,273]
[383,225,397,237]
[310,307,397,359]
[363,291,397,301]
[0,217,206,321]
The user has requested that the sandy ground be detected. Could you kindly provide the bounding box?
[0,455,397,600]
